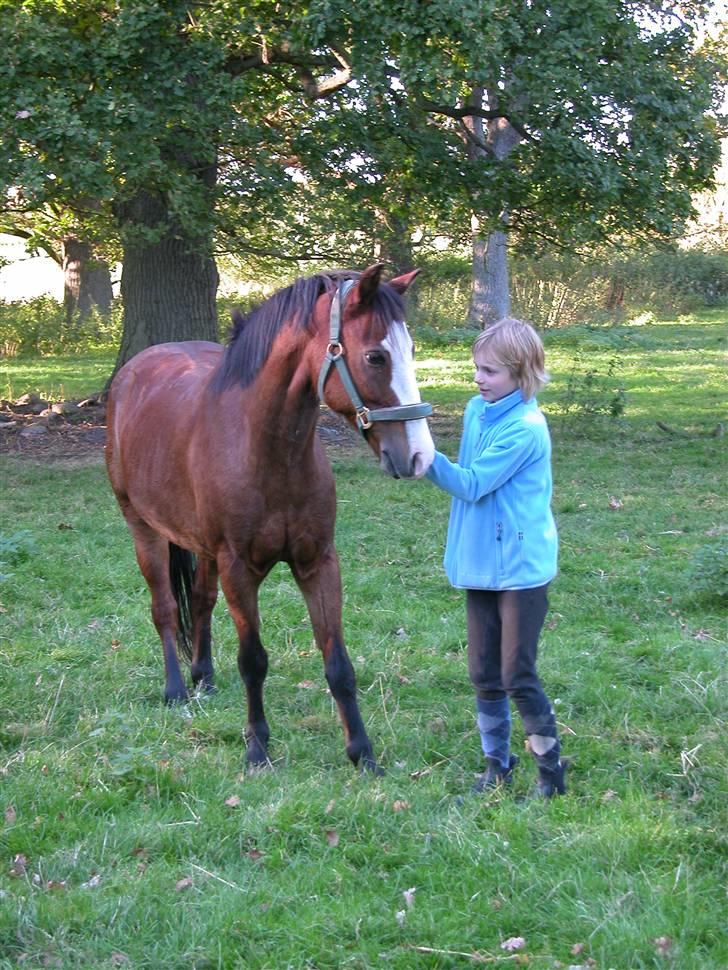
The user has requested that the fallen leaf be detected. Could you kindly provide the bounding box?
[403,887,416,909]
[653,936,672,957]
[571,942,586,955]
[325,799,336,814]
[296,680,316,689]
[81,873,101,889]
[608,496,624,510]
[247,849,263,862]
[601,790,618,802]
[501,937,526,952]
[110,639,121,650]
[224,795,241,808]
[175,876,193,892]
[111,954,129,965]
[44,880,67,891]
[9,854,27,877]
[5,805,17,824]
[392,800,411,812]
[325,828,339,847]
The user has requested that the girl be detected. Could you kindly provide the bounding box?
[425,318,566,797]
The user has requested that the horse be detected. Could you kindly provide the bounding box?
[105,263,435,773]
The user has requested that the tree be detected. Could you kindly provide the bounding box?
[307,0,725,325]
[0,213,114,328]
[1,0,724,372]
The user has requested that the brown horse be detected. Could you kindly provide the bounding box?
[106,264,435,773]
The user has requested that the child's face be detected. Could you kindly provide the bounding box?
[473,347,519,402]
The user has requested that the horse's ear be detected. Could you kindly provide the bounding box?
[357,263,386,305]
[388,268,421,294]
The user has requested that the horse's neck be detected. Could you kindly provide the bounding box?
[246,344,321,456]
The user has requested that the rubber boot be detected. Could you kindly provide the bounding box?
[535,758,569,798]
[472,754,519,794]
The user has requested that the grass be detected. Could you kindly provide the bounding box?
[0,310,726,969]
[1,352,115,403]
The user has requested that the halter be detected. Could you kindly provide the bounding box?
[316,279,433,433]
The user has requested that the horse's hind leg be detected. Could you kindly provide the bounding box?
[190,557,219,692]
[292,548,380,774]
[127,515,188,703]
[218,553,270,766]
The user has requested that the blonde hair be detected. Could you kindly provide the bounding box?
[473,317,549,401]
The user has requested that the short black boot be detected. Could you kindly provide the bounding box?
[472,754,519,794]
[535,758,569,798]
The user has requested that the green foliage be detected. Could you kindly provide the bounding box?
[411,246,728,339]
[0,529,36,582]
[0,0,724,277]
[0,297,123,357]
[686,537,728,605]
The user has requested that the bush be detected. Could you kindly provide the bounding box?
[0,297,123,356]
[0,529,36,582]
[685,537,728,605]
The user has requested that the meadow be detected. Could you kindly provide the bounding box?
[0,310,726,969]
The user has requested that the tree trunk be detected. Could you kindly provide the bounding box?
[112,189,219,376]
[464,87,523,329]
[374,209,419,310]
[62,237,114,329]
[468,226,511,328]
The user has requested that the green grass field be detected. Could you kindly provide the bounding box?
[1,311,726,968]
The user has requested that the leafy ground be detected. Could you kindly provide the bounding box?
[0,312,726,969]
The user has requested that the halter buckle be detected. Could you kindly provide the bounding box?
[326,341,344,359]
[356,407,373,431]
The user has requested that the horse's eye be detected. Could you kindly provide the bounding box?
[365,351,387,368]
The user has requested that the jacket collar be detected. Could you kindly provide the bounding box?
[478,388,525,423]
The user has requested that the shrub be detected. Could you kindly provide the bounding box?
[685,537,728,605]
[0,297,123,356]
[0,529,36,582]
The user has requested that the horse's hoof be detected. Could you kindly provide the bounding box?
[245,742,271,769]
[359,757,384,777]
[164,689,190,705]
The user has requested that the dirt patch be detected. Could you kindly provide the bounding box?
[1,393,458,466]
[0,395,363,466]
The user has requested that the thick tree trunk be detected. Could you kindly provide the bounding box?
[112,188,219,376]
[62,237,114,328]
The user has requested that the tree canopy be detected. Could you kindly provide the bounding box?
[1,0,724,360]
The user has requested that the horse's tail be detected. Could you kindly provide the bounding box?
[169,543,197,662]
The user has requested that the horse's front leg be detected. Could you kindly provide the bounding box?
[217,552,270,767]
[292,545,381,774]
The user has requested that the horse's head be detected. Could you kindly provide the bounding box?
[312,264,435,479]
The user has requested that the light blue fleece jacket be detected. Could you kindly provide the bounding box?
[426,388,558,590]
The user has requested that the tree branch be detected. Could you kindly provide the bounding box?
[224,41,353,99]
[423,98,535,144]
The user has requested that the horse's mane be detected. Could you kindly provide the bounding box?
[211,270,405,393]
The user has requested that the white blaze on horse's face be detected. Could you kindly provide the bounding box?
[381,321,435,478]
